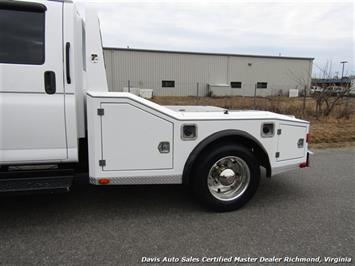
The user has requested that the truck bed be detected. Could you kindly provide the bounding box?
[86,91,309,184]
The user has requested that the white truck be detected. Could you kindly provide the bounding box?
[0,0,310,211]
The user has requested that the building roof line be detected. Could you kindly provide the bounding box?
[103,47,314,61]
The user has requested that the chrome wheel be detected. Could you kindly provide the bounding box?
[207,156,250,201]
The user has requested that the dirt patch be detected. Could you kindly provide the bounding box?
[152,96,355,148]
[310,142,355,149]
[309,117,355,145]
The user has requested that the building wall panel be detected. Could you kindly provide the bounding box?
[103,48,313,97]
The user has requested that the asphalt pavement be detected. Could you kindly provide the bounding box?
[0,148,354,265]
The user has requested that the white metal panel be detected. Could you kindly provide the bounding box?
[101,103,173,171]
[65,3,84,141]
[85,8,108,92]
[277,124,307,161]
[0,93,67,162]
[87,94,103,177]
[62,2,82,160]
[0,1,68,163]
[87,92,309,185]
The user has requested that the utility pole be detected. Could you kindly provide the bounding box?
[253,83,257,109]
[340,61,350,114]
[340,61,348,79]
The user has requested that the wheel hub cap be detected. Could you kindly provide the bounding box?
[207,156,250,201]
[219,169,237,186]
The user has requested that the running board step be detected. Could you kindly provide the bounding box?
[0,169,74,193]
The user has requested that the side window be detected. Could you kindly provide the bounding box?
[0,7,45,65]
[162,80,175,88]
[230,81,242,88]
[256,82,268,89]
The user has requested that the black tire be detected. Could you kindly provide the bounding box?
[192,143,260,212]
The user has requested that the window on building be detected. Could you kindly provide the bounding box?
[162,80,175,88]
[0,8,45,64]
[256,82,268,89]
[230,82,242,89]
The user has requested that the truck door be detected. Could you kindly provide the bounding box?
[0,1,67,163]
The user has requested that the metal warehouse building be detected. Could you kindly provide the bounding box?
[103,48,313,97]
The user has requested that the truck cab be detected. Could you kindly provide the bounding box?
[0,0,107,165]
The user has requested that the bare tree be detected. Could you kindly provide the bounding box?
[287,68,312,116]
[311,61,352,118]
[312,83,351,118]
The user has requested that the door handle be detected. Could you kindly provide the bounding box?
[44,71,56,94]
[66,42,71,84]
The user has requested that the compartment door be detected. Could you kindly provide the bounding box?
[100,103,173,171]
[277,124,307,161]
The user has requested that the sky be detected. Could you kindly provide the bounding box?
[75,0,354,78]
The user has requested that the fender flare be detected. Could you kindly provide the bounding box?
[182,129,271,184]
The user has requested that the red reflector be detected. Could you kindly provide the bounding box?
[299,162,307,168]
[98,178,110,185]
[306,133,310,143]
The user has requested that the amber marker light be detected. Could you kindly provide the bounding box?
[98,178,110,185]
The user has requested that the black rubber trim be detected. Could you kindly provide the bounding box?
[306,152,310,167]
[0,0,47,12]
[182,129,271,184]
[44,71,56,94]
[0,168,73,179]
[66,42,71,84]
[0,176,72,193]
